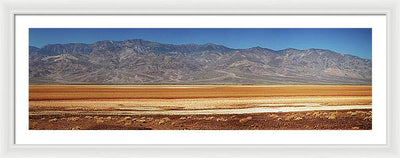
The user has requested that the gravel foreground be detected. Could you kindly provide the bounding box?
[29,109,372,130]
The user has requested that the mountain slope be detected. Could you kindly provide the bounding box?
[29,39,372,85]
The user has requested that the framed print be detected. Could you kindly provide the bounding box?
[1,0,400,158]
[13,14,386,145]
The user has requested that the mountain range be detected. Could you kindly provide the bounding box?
[29,39,372,85]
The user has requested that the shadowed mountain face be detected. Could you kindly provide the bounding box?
[29,39,372,85]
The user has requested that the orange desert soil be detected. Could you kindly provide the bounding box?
[29,85,372,130]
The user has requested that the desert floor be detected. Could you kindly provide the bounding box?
[29,85,372,130]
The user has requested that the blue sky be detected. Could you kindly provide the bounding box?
[29,28,372,59]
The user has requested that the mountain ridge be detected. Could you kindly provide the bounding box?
[29,39,372,85]
[30,39,369,58]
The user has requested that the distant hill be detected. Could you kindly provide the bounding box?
[29,39,371,85]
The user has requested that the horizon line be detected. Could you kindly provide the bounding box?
[29,38,370,60]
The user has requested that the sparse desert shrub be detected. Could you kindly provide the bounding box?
[294,117,303,121]
[67,117,80,121]
[123,117,132,121]
[30,121,38,128]
[84,116,93,119]
[239,116,252,124]
[269,114,279,118]
[364,116,372,121]
[285,115,295,121]
[48,118,58,122]
[313,112,321,117]
[180,116,187,120]
[216,118,228,122]
[204,116,215,121]
[72,126,81,130]
[96,119,104,124]
[116,119,125,124]
[158,120,166,125]
[352,127,360,130]
[124,121,132,127]
[158,117,171,124]
[328,115,336,120]
[356,111,365,114]
[136,119,146,123]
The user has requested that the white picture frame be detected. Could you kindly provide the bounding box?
[14,14,386,145]
[1,0,399,158]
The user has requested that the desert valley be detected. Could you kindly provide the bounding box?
[29,39,372,130]
[29,85,372,130]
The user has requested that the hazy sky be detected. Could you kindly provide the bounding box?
[29,28,372,59]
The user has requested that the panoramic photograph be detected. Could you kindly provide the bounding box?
[28,28,372,130]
